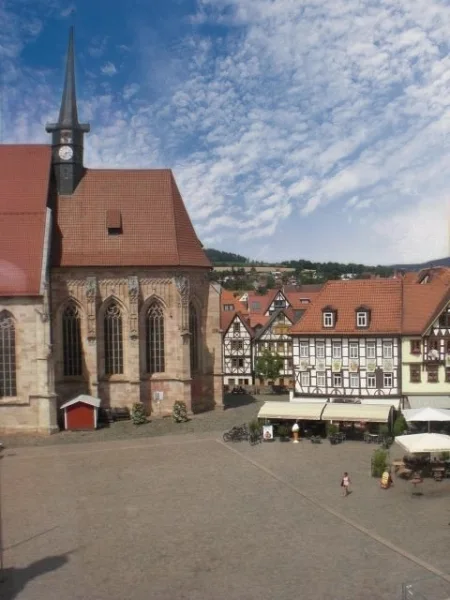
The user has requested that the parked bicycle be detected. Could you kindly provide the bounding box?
[223,424,250,443]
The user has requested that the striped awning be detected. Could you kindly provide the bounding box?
[257,401,326,421]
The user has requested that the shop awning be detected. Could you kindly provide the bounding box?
[321,403,392,423]
[406,396,450,410]
[257,401,326,421]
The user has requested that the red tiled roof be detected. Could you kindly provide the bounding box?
[402,268,450,334]
[0,145,51,295]
[290,279,403,335]
[53,169,210,268]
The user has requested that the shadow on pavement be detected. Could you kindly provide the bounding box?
[1,552,71,599]
[223,393,257,410]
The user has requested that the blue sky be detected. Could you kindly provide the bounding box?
[2,0,450,265]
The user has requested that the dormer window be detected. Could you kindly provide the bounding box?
[357,312,368,327]
[356,306,370,328]
[233,321,240,333]
[322,306,336,328]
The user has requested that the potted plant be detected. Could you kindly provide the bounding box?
[277,424,290,442]
[371,448,388,477]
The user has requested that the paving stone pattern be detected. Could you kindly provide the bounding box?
[1,431,450,599]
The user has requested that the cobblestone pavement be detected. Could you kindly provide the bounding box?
[1,433,450,600]
[0,393,276,448]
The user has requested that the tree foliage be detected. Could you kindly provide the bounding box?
[205,248,248,264]
[255,350,284,382]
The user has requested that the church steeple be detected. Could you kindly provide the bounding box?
[46,27,90,195]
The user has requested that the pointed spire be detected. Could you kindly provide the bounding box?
[58,26,79,126]
[46,27,90,133]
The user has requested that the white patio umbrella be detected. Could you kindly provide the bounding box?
[402,407,450,432]
[395,433,450,454]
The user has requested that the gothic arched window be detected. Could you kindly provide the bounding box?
[0,311,17,397]
[146,302,165,374]
[104,301,123,375]
[62,302,82,376]
[189,303,199,374]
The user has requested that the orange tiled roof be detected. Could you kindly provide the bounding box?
[0,145,51,295]
[290,279,403,335]
[53,169,210,268]
[402,268,450,334]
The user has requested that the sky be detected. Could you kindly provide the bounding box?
[1,0,450,266]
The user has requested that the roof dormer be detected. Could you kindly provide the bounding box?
[322,305,337,328]
[355,305,371,329]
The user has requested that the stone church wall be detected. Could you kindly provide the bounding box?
[0,297,57,433]
[51,267,223,418]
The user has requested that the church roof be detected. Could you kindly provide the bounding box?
[0,145,51,295]
[53,168,211,269]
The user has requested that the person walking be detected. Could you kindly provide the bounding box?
[341,471,351,497]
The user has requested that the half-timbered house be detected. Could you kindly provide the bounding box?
[401,268,450,408]
[253,309,296,388]
[220,286,323,388]
[222,312,253,388]
[290,280,403,400]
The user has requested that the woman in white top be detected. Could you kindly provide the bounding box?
[341,472,351,497]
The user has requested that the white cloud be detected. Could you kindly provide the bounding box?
[101,61,118,76]
[3,0,450,263]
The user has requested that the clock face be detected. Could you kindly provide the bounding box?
[58,145,73,161]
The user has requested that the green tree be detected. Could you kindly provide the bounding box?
[255,350,283,384]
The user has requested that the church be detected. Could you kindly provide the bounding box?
[0,29,223,433]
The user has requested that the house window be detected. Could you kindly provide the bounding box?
[366,341,376,359]
[189,303,199,373]
[427,365,439,383]
[299,341,309,358]
[438,311,450,328]
[286,357,293,369]
[0,311,16,397]
[316,341,325,358]
[62,302,82,377]
[228,378,235,386]
[446,367,450,383]
[410,365,421,383]
[104,302,123,375]
[367,373,376,388]
[332,372,342,387]
[447,340,450,355]
[323,312,334,327]
[356,312,368,327]
[231,340,243,352]
[223,304,234,311]
[231,358,244,369]
[383,372,393,388]
[277,342,284,353]
[317,372,326,387]
[274,299,285,309]
[146,302,165,374]
[349,342,359,359]
[233,322,240,334]
[382,341,393,359]
[251,301,261,311]
[300,371,310,387]
[350,373,359,388]
[332,342,342,359]
[410,340,421,355]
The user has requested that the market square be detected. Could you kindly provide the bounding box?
[1,432,450,600]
